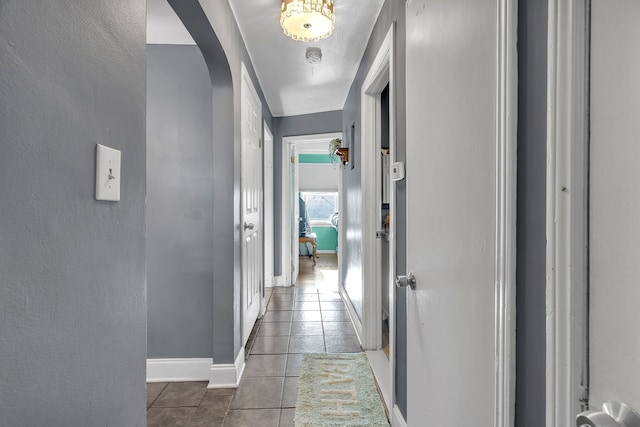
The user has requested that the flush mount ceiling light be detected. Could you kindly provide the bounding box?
[280,0,335,42]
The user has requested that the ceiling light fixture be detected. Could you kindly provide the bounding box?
[280,0,335,42]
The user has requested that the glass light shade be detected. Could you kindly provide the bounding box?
[280,0,335,42]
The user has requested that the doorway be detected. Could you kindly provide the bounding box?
[357,24,396,411]
[280,133,343,289]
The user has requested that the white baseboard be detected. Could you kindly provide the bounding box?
[146,358,212,382]
[392,404,407,427]
[207,347,245,388]
[317,250,337,254]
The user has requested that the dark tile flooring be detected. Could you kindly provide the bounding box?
[147,255,362,426]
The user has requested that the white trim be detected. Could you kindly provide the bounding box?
[546,0,590,425]
[316,250,337,254]
[272,275,288,287]
[146,358,212,382]
[493,1,518,426]
[281,132,342,286]
[359,23,396,420]
[360,25,393,351]
[391,404,407,427]
[207,347,246,389]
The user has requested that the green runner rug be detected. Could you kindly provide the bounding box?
[295,353,390,427]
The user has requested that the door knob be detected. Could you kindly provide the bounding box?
[577,401,640,427]
[395,273,416,290]
[244,222,255,230]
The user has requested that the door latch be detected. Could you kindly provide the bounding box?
[395,273,416,290]
[577,401,640,427]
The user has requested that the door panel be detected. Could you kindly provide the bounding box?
[241,64,262,346]
[405,0,512,424]
[589,0,640,409]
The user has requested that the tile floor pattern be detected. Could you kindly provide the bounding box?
[147,258,362,426]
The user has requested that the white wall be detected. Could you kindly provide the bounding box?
[299,164,339,192]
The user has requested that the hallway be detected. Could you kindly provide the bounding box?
[146,255,365,426]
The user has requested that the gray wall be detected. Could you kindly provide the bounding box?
[163,0,273,363]
[341,0,408,417]
[273,110,343,276]
[0,1,146,426]
[147,45,214,358]
[516,0,548,424]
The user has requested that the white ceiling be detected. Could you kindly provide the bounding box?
[229,0,385,117]
[146,0,385,117]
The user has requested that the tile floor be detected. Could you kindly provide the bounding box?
[147,255,363,427]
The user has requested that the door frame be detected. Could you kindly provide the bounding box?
[357,23,395,410]
[263,121,274,315]
[546,0,590,424]
[281,132,343,287]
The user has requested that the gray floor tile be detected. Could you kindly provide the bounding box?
[152,382,207,407]
[199,391,234,409]
[243,354,287,377]
[268,300,294,311]
[147,407,196,427]
[250,336,290,355]
[293,300,320,311]
[322,310,351,322]
[285,354,303,377]
[189,405,226,427]
[279,408,295,427]
[292,310,322,322]
[290,321,323,336]
[272,287,294,294]
[325,334,363,353]
[320,301,346,311]
[223,409,280,427]
[293,294,319,301]
[293,288,318,294]
[230,377,284,409]
[318,292,343,302]
[263,310,293,322]
[288,335,325,353]
[281,377,299,408]
[257,321,292,337]
[323,321,357,336]
[147,382,168,408]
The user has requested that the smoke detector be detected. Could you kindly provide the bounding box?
[305,47,322,64]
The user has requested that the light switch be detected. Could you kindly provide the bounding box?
[95,144,121,201]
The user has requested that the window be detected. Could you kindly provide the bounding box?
[301,192,338,225]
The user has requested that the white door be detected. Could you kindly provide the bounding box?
[586,0,640,415]
[405,0,515,425]
[264,123,274,291]
[241,64,262,346]
[291,145,299,285]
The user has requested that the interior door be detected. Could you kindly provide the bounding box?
[586,0,640,414]
[240,64,262,346]
[291,145,299,285]
[405,0,513,424]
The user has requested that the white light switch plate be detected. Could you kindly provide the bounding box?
[95,144,121,201]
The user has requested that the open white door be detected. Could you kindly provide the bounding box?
[580,1,640,421]
[240,63,262,346]
[405,0,516,425]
